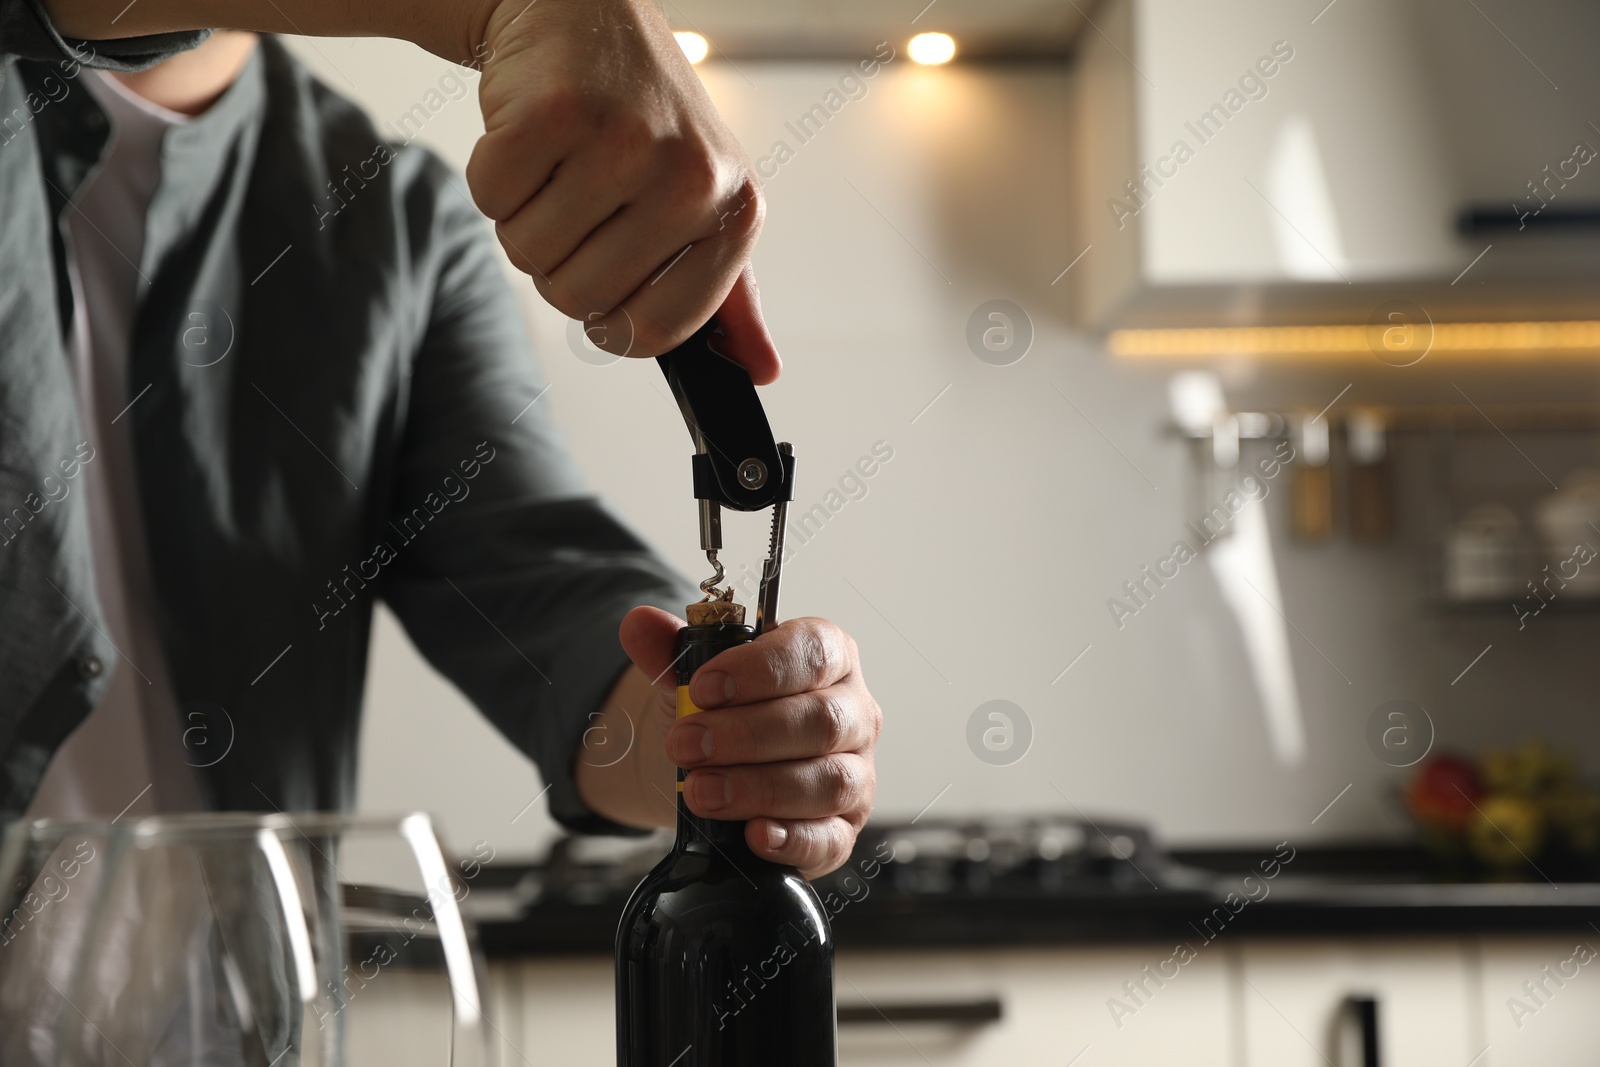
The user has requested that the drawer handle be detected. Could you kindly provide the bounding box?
[1344,995,1380,1067]
[837,998,1003,1027]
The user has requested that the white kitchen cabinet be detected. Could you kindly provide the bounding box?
[1475,936,1600,1067]
[294,964,518,1065]
[487,957,615,1067]
[341,970,462,1062]
[1237,939,1476,1067]
[488,946,1235,1067]
[487,937,1600,1066]
[836,947,1233,1067]
[1072,0,1600,326]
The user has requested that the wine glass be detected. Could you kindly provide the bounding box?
[0,819,120,1066]
[0,812,491,1067]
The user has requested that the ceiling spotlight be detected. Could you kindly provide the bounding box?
[908,32,956,65]
[674,31,709,65]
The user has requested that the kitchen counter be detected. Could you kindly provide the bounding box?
[467,843,1600,958]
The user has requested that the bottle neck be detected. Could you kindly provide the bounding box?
[672,620,760,864]
[675,774,756,857]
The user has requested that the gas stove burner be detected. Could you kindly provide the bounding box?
[468,814,1172,929]
[819,815,1168,898]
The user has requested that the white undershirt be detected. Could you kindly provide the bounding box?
[3,71,259,1066]
[27,72,203,820]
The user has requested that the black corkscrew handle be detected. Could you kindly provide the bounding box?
[656,320,795,513]
[657,319,796,635]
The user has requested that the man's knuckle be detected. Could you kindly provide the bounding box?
[676,147,722,206]
[822,756,862,811]
[795,621,836,684]
[535,86,591,137]
[736,175,765,219]
[716,175,764,239]
[806,637,830,682]
[814,691,850,751]
[757,639,796,693]
[864,696,883,743]
[653,136,719,208]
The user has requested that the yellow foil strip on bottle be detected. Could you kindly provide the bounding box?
[676,685,701,791]
[676,685,704,719]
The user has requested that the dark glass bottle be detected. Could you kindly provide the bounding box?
[615,619,837,1066]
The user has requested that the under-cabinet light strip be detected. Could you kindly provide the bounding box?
[1109,321,1600,359]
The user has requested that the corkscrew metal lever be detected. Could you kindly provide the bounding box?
[657,320,795,635]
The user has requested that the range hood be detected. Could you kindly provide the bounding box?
[1070,0,1600,331]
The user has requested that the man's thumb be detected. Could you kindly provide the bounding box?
[618,606,687,691]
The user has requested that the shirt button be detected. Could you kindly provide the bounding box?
[77,656,104,681]
[84,110,106,131]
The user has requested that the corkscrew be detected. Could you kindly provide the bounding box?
[657,320,795,635]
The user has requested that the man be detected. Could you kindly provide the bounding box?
[0,0,881,880]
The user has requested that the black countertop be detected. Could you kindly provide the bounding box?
[468,844,1600,959]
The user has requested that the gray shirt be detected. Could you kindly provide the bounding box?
[0,11,692,830]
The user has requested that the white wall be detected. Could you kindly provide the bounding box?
[284,34,1600,860]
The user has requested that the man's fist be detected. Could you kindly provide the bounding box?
[617,607,881,879]
[467,0,781,381]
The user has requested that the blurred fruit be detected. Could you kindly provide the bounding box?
[1406,742,1600,878]
[1481,741,1575,797]
[1468,793,1545,870]
[1404,754,1483,832]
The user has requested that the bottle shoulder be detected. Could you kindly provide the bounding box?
[626,847,821,906]
[617,848,832,952]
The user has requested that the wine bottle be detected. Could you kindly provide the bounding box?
[615,602,837,1066]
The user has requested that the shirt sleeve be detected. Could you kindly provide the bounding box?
[378,152,698,836]
[2,0,207,68]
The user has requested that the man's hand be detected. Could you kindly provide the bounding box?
[466,0,781,381]
[45,0,782,381]
[580,607,880,879]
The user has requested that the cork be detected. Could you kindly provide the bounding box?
[686,600,746,626]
